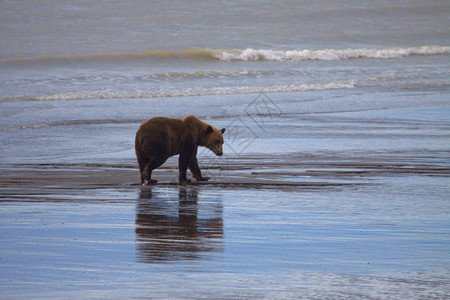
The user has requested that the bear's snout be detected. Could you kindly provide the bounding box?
[208,144,223,156]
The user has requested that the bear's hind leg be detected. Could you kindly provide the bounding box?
[136,156,154,185]
[141,163,158,185]
[141,156,168,185]
[142,170,157,185]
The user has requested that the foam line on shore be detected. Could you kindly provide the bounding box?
[0,80,356,102]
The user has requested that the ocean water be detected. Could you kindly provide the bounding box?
[1,0,449,162]
[1,0,449,107]
[1,1,450,299]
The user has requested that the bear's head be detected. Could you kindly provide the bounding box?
[202,126,226,156]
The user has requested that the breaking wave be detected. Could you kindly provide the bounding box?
[213,46,450,62]
[5,46,449,64]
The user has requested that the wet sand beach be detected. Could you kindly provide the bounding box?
[1,102,450,298]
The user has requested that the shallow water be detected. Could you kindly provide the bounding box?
[1,159,449,298]
[1,97,450,298]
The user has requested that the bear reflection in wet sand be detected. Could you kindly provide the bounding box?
[136,187,223,263]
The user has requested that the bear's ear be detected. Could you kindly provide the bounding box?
[221,128,226,134]
[206,126,213,135]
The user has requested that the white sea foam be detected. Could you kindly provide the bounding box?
[212,46,450,62]
[1,81,356,101]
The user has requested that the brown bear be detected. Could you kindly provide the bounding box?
[135,115,226,185]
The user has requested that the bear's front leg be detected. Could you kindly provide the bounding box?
[178,149,193,185]
[189,156,210,182]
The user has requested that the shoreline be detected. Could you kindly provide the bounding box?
[2,151,448,199]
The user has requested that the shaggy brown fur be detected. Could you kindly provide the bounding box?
[135,115,225,185]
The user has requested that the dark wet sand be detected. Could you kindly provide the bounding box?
[2,152,448,193]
